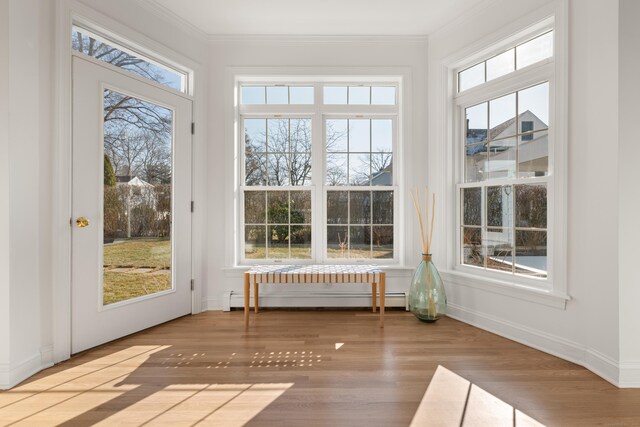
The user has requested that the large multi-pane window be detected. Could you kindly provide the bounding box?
[457,30,554,280]
[240,82,398,263]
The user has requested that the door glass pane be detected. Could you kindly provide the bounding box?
[103,89,173,305]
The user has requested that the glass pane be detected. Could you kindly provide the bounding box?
[487,49,515,81]
[103,89,173,305]
[290,119,312,186]
[290,119,312,152]
[244,191,266,224]
[245,153,267,186]
[462,188,481,226]
[326,153,348,185]
[349,153,371,185]
[241,86,266,104]
[327,225,348,258]
[487,185,513,228]
[371,153,392,186]
[372,191,393,224]
[267,225,289,258]
[372,119,393,152]
[290,225,312,258]
[458,62,485,92]
[372,226,393,258]
[327,119,348,152]
[465,143,487,183]
[267,153,290,186]
[267,118,289,152]
[462,227,483,267]
[73,27,185,92]
[245,226,266,259]
[349,226,371,258]
[485,227,513,272]
[518,130,548,178]
[290,191,312,224]
[289,86,314,104]
[350,191,371,224]
[348,86,370,104]
[488,137,517,179]
[245,119,267,185]
[324,86,347,104]
[489,93,516,139]
[267,191,289,224]
[327,191,348,224]
[290,152,312,186]
[371,86,396,105]
[466,102,488,144]
[517,31,553,69]
[349,119,371,152]
[266,86,288,104]
[245,119,267,152]
[518,82,549,131]
[515,184,547,228]
[515,230,547,277]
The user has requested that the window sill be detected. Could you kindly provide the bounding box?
[440,269,570,309]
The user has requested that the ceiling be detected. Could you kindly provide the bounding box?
[147,0,487,36]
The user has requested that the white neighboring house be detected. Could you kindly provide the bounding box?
[116,176,157,238]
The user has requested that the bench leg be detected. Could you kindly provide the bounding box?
[372,282,377,313]
[379,273,385,328]
[244,272,250,329]
[254,281,259,313]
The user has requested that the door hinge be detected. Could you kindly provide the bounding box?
[190,279,194,291]
[191,122,195,135]
[190,201,194,212]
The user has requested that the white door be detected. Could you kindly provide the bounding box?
[71,56,192,353]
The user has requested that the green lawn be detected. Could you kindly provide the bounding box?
[103,238,171,305]
[103,271,171,305]
[104,238,171,268]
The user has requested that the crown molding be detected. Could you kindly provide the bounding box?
[207,34,428,45]
[133,0,208,41]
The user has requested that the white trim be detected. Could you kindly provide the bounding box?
[435,1,568,303]
[228,69,408,268]
[446,303,620,387]
[0,351,52,390]
[619,362,640,388]
[442,270,569,309]
[53,0,206,364]
[227,290,407,310]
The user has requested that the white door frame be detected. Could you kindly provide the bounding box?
[52,0,206,364]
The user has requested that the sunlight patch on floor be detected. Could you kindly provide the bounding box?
[410,365,545,427]
[0,345,293,426]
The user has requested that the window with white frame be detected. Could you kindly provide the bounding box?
[456,29,554,281]
[239,82,398,263]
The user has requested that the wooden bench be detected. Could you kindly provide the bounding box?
[244,265,386,329]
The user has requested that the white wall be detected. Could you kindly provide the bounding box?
[428,0,623,385]
[0,0,11,377]
[618,0,640,387]
[205,37,428,310]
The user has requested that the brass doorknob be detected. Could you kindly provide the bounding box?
[76,217,90,228]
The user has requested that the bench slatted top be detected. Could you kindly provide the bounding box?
[244,265,386,328]
[246,264,384,285]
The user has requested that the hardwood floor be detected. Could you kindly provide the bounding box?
[1,310,640,426]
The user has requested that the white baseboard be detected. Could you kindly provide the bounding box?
[201,291,408,312]
[225,290,407,311]
[619,362,640,388]
[0,352,46,390]
[446,302,621,387]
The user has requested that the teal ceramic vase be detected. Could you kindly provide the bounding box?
[408,253,447,322]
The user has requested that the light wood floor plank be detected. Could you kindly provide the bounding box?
[462,384,513,426]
